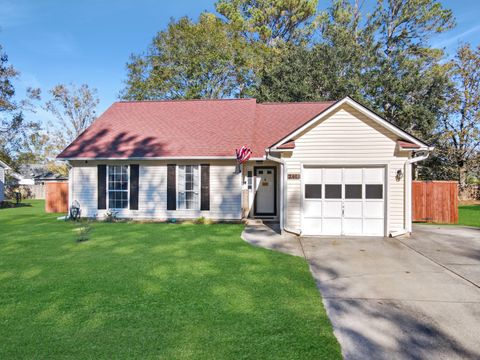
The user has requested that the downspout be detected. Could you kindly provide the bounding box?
[266,150,301,235]
[390,150,430,237]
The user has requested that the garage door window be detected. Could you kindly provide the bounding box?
[305,184,322,199]
[345,184,362,199]
[366,184,383,199]
[325,184,342,199]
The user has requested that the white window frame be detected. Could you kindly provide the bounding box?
[176,165,200,210]
[107,165,130,210]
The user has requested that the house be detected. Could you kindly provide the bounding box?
[0,160,10,202]
[57,97,431,237]
[17,164,68,199]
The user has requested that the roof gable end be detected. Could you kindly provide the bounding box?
[270,97,430,151]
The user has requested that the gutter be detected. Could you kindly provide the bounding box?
[265,149,301,236]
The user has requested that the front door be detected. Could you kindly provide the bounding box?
[254,167,276,216]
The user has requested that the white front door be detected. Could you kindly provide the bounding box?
[302,167,385,236]
[254,167,276,216]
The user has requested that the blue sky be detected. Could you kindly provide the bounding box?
[1,0,479,124]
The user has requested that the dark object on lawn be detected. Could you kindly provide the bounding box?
[69,200,81,221]
[76,221,92,242]
[14,191,21,205]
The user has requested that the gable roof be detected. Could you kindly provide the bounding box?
[57,97,429,160]
[270,97,430,151]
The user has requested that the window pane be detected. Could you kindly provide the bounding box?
[177,165,199,209]
[107,165,129,209]
[345,185,362,199]
[325,184,342,199]
[305,184,322,199]
[366,184,383,199]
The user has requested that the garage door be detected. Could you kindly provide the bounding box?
[302,167,385,236]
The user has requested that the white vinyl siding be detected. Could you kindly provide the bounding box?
[69,160,241,220]
[283,104,408,234]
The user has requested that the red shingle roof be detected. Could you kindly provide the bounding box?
[57,99,336,159]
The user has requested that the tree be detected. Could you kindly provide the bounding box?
[121,13,256,100]
[255,0,455,142]
[215,0,318,45]
[44,83,99,152]
[436,44,480,190]
[0,44,41,170]
[362,0,455,138]
[255,0,372,102]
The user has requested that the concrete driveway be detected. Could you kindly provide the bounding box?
[301,224,480,360]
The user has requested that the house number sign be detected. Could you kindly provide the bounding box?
[288,173,301,180]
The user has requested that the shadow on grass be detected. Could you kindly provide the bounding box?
[0,203,341,359]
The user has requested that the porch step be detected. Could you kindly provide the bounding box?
[243,219,264,226]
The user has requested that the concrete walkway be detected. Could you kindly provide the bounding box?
[242,224,480,360]
[241,223,304,257]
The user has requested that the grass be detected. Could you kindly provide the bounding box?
[458,205,480,227]
[0,200,341,359]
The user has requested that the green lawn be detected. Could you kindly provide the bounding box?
[0,200,340,359]
[458,205,480,227]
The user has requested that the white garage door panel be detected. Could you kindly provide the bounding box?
[343,219,363,235]
[304,201,322,215]
[365,201,384,218]
[364,219,384,235]
[303,218,322,235]
[302,167,385,236]
[344,168,362,183]
[324,168,342,183]
[323,219,342,235]
[364,168,384,183]
[324,201,342,217]
[304,168,322,183]
[344,202,362,217]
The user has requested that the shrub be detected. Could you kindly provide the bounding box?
[104,210,118,222]
[75,220,92,242]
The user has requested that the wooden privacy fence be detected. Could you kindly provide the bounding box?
[412,181,458,224]
[45,181,68,213]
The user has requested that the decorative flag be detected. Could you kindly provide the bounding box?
[236,146,252,164]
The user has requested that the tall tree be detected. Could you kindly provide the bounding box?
[436,44,480,189]
[121,13,256,100]
[44,83,99,151]
[0,44,41,170]
[255,0,373,102]
[215,0,318,45]
[363,0,455,138]
[255,0,455,141]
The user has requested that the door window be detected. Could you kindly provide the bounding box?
[366,184,383,199]
[305,184,322,199]
[345,184,362,199]
[325,184,342,199]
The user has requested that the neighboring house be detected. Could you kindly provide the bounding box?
[57,97,431,237]
[16,165,68,199]
[0,160,10,202]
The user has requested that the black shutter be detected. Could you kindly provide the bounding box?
[167,164,176,210]
[200,164,210,211]
[98,165,107,209]
[130,164,139,210]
